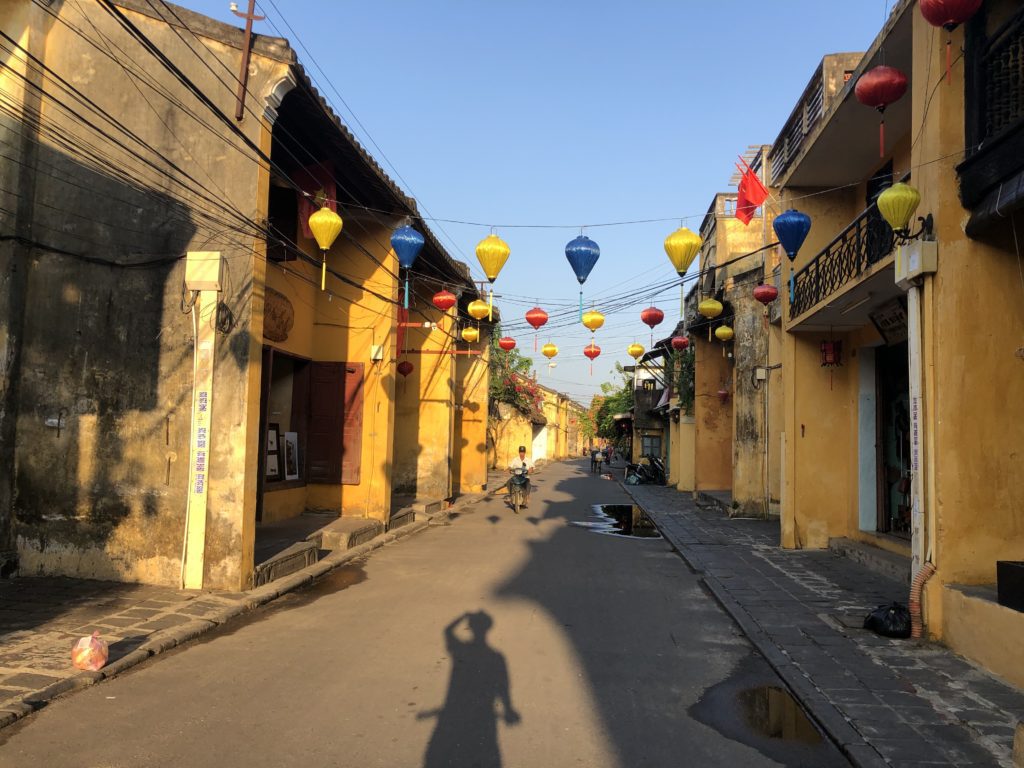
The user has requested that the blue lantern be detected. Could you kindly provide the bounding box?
[565,234,600,320]
[392,225,425,309]
[773,210,811,304]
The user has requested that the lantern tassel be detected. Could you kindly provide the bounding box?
[321,255,327,291]
[488,288,493,321]
[879,118,885,159]
[579,290,583,322]
[945,38,952,84]
[789,273,795,305]
[403,278,409,309]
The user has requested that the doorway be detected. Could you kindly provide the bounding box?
[876,341,910,538]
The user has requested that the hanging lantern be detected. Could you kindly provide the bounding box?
[773,209,812,304]
[876,182,921,233]
[920,0,982,82]
[855,65,909,158]
[715,325,734,342]
[671,336,690,352]
[396,360,414,378]
[565,235,600,319]
[498,336,517,352]
[308,205,344,291]
[541,342,559,359]
[461,326,480,344]
[391,225,424,309]
[432,289,457,312]
[753,283,779,306]
[467,299,490,321]
[640,306,664,329]
[526,306,549,351]
[717,388,730,404]
[475,233,510,320]
[582,308,605,333]
[698,298,723,319]
[583,341,601,376]
[820,340,843,367]
[664,227,702,275]
[627,342,645,360]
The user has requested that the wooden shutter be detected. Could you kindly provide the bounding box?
[306,362,363,485]
[341,363,363,485]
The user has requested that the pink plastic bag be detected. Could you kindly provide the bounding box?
[71,631,109,671]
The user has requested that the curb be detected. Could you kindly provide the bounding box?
[622,483,889,768]
[0,515,439,732]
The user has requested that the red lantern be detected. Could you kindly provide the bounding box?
[640,306,665,329]
[525,306,549,351]
[854,66,908,158]
[753,283,779,306]
[670,336,689,352]
[397,360,414,378]
[583,342,601,376]
[432,290,456,312]
[717,388,730,404]
[820,340,843,367]
[920,0,982,82]
[498,337,516,351]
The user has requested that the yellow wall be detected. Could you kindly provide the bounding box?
[453,340,490,494]
[491,403,536,469]
[669,416,696,492]
[694,337,732,490]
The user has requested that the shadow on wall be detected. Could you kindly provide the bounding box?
[7,137,236,581]
[419,610,519,768]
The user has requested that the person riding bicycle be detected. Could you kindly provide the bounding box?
[507,446,533,508]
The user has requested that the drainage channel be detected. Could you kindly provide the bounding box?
[571,504,663,538]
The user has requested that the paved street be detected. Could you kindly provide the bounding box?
[0,460,845,768]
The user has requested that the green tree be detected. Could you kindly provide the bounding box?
[488,325,539,415]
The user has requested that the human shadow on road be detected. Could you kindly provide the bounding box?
[419,610,520,768]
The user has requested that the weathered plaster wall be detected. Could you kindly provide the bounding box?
[490,402,535,469]
[453,342,489,494]
[8,2,292,588]
[693,337,732,491]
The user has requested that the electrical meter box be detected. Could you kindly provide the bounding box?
[185,251,224,291]
[894,241,937,291]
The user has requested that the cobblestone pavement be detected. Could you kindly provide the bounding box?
[625,482,1024,768]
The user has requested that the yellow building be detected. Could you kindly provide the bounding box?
[489,375,582,468]
[0,0,484,591]
[770,0,1024,687]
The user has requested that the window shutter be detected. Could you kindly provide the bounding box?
[341,363,364,485]
[307,363,344,483]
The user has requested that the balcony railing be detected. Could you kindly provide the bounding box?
[789,205,894,319]
[768,70,825,185]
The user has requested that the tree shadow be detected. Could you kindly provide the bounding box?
[419,610,520,768]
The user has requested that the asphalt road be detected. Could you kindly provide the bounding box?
[0,460,849,767]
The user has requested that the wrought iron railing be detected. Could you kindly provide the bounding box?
[789,205,894,319]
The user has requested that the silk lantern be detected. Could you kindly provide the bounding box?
[855,65,909,158]
[498,337,517,352]
[582,309,605,333]
[467,299,490,321]
[308,205,343,291]
[396,360,414,378]
[671,336,690,352]
[698,297,723,341]
[542,342,558,359]
[565,235,600,320]
[432,289,457,312]
[627,343,645,361]
[526,306,549,351]
[391,225,424,309]
[665,226,702,314]
[461,326,480,344]
[715,325,734,342]
[475,233,510,320]
[876,182,921,233]
[753,282,779,328]
[920,0,982,82]
[583,341,601,376]
[773,209,812,304]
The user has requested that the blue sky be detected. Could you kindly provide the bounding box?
[181,1,888,403]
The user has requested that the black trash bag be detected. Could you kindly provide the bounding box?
[863,601,912,638]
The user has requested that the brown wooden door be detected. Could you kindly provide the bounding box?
[307,362,363,485]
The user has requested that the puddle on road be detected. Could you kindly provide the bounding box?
[571,504,662,538]
[737,686,822,745]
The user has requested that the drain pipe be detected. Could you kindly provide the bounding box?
[909,561,936,638]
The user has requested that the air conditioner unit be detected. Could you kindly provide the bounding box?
[895,241,937,291]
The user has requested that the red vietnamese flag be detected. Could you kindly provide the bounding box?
[736,157,769,225]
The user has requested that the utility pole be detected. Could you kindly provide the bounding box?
[230,0,264,121]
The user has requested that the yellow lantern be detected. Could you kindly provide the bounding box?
[461,326,480,343]
[715,325,734,342]
[475,233,511,320]
[308,206,343,291]
[541,342,558,359]
[627,342,645,360]
[876,182,921,232]
[582,308,605,332]
[698,298,723,319]
[467,299,490,321]
[664,227,702,276]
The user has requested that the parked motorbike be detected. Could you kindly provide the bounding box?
[508,467,530,513]
[624,455,666,486]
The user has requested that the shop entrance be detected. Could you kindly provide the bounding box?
[876,341,911,538]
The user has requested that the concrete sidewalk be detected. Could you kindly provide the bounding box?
[625,481,1024,768]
